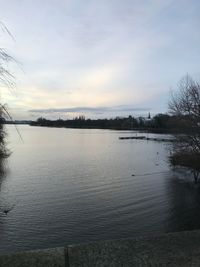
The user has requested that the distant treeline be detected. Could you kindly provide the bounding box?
[30,114,195,132]
[1,119,31,125]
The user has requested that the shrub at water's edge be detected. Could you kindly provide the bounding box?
[170,152,200,183]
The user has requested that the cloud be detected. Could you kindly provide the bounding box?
[1,0,200,120]
[29,105,150,114]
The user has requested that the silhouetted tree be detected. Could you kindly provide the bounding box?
[169,75,200,182]
[153,114,170,129]
[0,22,15,159]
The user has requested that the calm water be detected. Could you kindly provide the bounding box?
[0,125,200,253]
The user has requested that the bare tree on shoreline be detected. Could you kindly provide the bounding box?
[0,22,16,160]
[169,75,200,182]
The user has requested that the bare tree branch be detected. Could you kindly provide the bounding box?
[169,75,200,182]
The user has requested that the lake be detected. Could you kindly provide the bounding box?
[0,125,200,253]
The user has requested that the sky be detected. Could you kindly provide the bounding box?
[0,0,200,120]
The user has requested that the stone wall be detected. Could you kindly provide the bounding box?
[1,230,200,266]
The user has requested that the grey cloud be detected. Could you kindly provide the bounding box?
[29,106,150,114]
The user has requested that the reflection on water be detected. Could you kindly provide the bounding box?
[0,158,7,189]
[166,175,200,232]
[0,157,8,224]
[0,125,200,253]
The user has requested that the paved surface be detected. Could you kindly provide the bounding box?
[1,230,200,266]
[68,230,200,266]
[0,247,65,267]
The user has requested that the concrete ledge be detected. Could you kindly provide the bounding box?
[1,230,200,266]
[68,230,200,266]
[0,247,66,267]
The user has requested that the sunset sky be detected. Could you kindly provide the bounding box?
[1,0,200,120]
